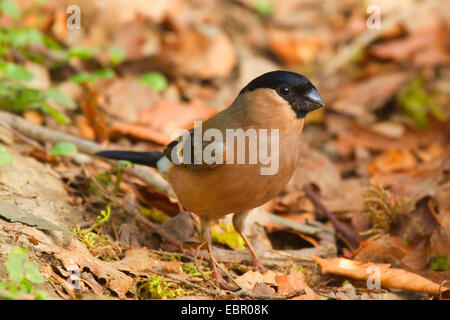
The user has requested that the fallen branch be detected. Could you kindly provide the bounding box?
[0,111,171,196]
[303,186,358,249]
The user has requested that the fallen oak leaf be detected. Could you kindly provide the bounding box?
[313,257,450,296]
[276,267,319,300]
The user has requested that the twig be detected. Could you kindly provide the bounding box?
[83,166,183,248]
[0,111,171,196]
[0,120,44,151]
[322,0,439,76]
[303,185,358,249]
[161,272,221,296]
[234,289,306,300]
[163,272,306,300]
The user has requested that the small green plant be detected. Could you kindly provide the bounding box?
[167,253,181,262]
[68,45,100,60]
[181,263,212,278]
[108,46,125,66]
[50,142,77,156]
[397,76,446,129]
[113,160,133,194]
[253,0,275,18]
[138,72,168,91]
[430,254,450,271]
[0,0,20,19]
[0,246,48,300]
[73,205,111,235]
[70,68,116,84]
[297,265,306,274]
[137,275,186,299]
[181,264,201,277]
[89,172,113,195]
[0,145,13,165]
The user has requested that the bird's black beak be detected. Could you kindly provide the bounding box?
[303,88,325,112]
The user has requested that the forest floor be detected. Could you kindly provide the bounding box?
[0,0,449,300]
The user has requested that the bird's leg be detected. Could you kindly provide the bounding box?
[233,211,266,273]
[201,216,237,291]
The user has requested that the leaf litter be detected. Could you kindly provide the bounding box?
[0,0,449,300]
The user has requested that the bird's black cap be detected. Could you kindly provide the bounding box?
[239,70,324,118]
[239,70,314,95]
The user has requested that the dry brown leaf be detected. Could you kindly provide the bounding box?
[332,73,410,117]
[268,29,323,65]
[101,77,161,123]
[138,99,219,135]
[288,147,342,198]
[432,181,450,228]
[368,149,418,174]
[235,270,279,291]
[428,227,450,263]
[80,84,109,143]
[335,121,448,156]
[313,256,449,296]
[234,270,264,291]
[110,122,172,145]
[369,28,450,67]
[371,155,448,204]
[158,28,236,79]
[49,239,134,298]
[276,268,319,300]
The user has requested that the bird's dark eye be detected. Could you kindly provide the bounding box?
[278,85,290,95]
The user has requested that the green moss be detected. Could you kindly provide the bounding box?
[168,253,181,261]
[137,275,187,299]
[430,254,450,271]
[139,207,170,223]
[297,265,306,274]
[397,76,447,129]
[181,263,212,277]
[211,223,246,250]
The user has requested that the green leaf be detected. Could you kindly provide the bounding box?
[6,246,28,282]
[118,160,132,170]
[397,76,446,129]
[9,28,44,47]
[211,223,246,250]
[68,45,100,60]
[46,88,76,110]
[0,145,12,165]
[71,68,115,83]
[253,0,274,17]
[6,246,45,284]
[50,142,77,156]
[41,103,70,124]
[138,72,168,91]
[0,61,34,82]
[430,254,450,271]
[108,46,125,66]
[0,0,21,19]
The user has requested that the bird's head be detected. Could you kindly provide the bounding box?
[239,70,325,119]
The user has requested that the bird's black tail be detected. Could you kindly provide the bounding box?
[95,150,164,168]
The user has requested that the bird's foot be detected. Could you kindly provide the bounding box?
[252,257,267,274]
[213,269,239,291]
